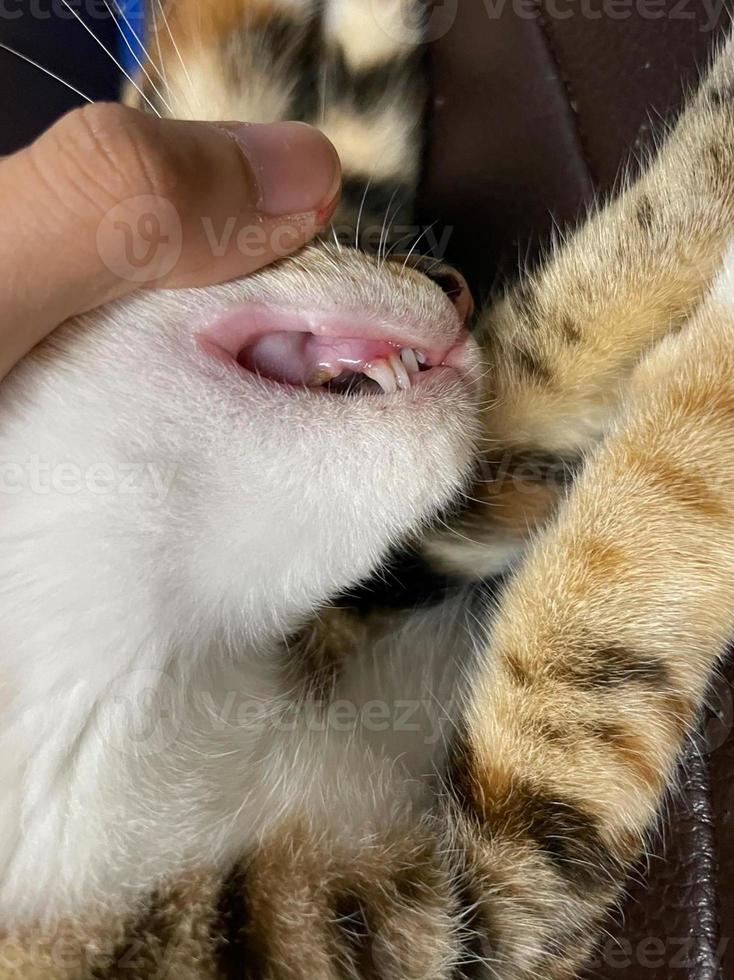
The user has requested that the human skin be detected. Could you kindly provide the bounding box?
[0,103,341,380]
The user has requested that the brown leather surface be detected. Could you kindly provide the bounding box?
[580,662,734,980]
[712,686,734,979]
[419,3,728,287]
[419,1,595,294]
[585,736,722,980]
[420,7,734,980]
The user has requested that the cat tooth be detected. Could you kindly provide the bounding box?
[390,353,411,390]
[363,359,398,394]
[306,366,336,387]
[400,347,420,374]
[415,350,428,365]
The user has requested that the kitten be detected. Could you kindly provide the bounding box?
[3,3,734,978]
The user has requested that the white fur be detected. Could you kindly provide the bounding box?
[711,241,734,308]
[0,244,480,926]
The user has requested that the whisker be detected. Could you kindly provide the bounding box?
[354,174,374,251]
[382,228,416,261]
[380,217,435,267]
[104,0,173,114]
[149,0,170,94]
[153,0,196,100]
[106,0,173,114]
[0,42,93,104]
[377,184,401,266]
[319,59,328,127]
[400,221,437,274]
[409,253,444,277]
[57,0,161,117]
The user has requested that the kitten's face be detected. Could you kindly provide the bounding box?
[3,243,480,645]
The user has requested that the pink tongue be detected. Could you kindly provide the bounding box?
[237,331,399,385]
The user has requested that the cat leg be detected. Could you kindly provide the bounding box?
[428,35,734,577]
[445,273,734,978]
[483,33,734,453]
[220,254,734,980]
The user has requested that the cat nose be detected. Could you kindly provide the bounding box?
[388,253,475,324]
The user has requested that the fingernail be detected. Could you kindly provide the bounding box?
[219,121,341,217]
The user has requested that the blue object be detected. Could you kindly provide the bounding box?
[116,0,146,78]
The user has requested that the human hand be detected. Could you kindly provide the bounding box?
[0,103,341,379]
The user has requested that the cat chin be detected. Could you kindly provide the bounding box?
[0,243,481,647]
[0,243,480,924]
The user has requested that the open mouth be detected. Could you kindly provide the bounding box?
[198,304,467,395]
[237,332,432,394]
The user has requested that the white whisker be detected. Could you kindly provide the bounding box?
[400,220,437,274]
[105,0,173,114]
[153,0,195,100]
[319,60,328,127]
[382,227,417,261]
[57,0,161,117]
[0,42,94,104]
[149,0,170,93]
[354,174,374,250]
[377,184,401,266]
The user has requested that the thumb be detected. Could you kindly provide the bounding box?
[0,104,341,378]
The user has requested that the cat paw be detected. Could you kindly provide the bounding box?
[218,821,464,979]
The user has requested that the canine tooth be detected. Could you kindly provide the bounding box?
[415,350,428,365]
[390,353,411,390]
[400,347,420,374]
[363,359,397,394]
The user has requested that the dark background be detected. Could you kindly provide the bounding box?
[0,0,119,154]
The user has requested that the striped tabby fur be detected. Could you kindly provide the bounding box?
[5,4,734,979]
[126,0,425,249]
